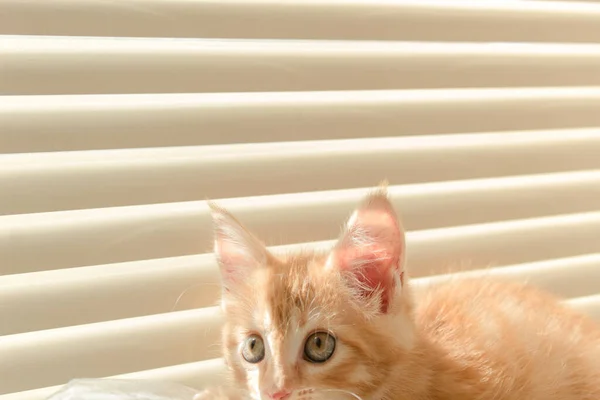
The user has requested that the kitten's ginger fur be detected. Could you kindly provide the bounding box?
[199,189,600,400]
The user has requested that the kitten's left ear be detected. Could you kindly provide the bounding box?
[209,203,269,293]
[326,188,405,313]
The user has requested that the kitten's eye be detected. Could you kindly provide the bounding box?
[241,334,265,364]
[304,331,336,363]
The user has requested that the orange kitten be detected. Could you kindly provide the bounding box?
[198,189,600,400]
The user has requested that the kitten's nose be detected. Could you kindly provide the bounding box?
[269,390,291,400]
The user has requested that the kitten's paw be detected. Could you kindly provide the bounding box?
[194,387,244,400]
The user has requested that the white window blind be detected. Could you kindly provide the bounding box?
[1,0,600,398]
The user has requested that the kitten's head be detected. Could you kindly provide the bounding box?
[210,189,415,400]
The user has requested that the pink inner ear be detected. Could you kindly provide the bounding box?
[215,238,254,286]
[332,201,405,313]
[336,243,399,313]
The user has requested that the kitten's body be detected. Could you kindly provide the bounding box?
[200,190,600,400]
[399,278,600,399]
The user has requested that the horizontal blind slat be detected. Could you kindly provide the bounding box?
[5,38,600,94]
[2,130,600,215]
[567,294,600,320]
[4,88,600,153]
[412,254,600,301]
[2,0,600,42]
[0,308,223,395]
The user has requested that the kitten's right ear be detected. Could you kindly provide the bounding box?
[209,203,268,292]
[326,187,405,314]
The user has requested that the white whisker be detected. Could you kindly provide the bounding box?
[296,388,364,400]
[319,389,364,400]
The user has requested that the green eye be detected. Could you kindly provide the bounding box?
[304,331,336,363]
[242,334,265,364]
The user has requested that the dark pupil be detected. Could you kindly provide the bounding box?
[249,338,256,350]
[314,336,322,348]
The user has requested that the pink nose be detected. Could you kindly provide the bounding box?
[270,390,291,400]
